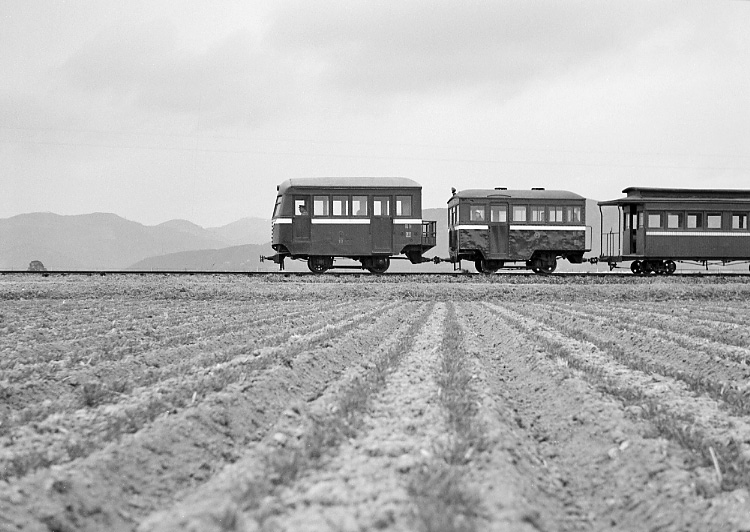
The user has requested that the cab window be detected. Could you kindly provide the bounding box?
[294,197,308,216]
[396,196,412,217]
[313,196,329,216]
[470,205,486,222]
[273,196,282,217]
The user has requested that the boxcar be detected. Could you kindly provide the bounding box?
[447,188,589,273]
[264,177,437,273]
[598,187,750,274]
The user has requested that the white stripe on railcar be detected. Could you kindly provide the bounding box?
[393,219,423,225]
[272,218,293,224]
[511,225,586,231]
[647,231,750,237]
[311,218,370,225]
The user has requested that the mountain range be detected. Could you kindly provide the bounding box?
[1,200,604,271]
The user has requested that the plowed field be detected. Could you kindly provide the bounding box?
[2,274,750,532]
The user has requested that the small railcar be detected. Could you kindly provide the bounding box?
[263,177,436,273]
[447,188,589,273]
[599,187,750,274]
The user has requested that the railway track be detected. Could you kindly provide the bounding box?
[2,269,750,277]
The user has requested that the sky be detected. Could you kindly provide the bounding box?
[2,1,749,227]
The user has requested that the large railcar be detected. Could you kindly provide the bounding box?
[447,188,590,273]
[263,177,437,273]
[599,187,750,274]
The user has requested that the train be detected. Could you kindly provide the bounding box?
[261,177,750,274]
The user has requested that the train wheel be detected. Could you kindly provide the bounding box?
[665,260,677,275]
[307,256,330,274]
[474,259,484,273]
[478,259,500,274]
[366,257,390,274]
[630,261,643,275]
[535,260,557,275]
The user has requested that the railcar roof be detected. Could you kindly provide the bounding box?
[599,187,750,206]
[278,177,421,194]
[450,189,585,201]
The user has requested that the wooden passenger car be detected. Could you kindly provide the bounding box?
[265,177,437,273]
[598,187,750,274]
[447,188,589,273]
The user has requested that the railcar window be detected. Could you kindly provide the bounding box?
[707,214,722,229]
[732,214,748,230]
[566,206,582,223]
[396,196,412,217]
[374,196,390,216]
[687,213,702,229]
[313,196,329,216]
[513,205,527,222]
[648,213,662,228]
[273,196,282,217]
[294,198,308,216]
[666,213,683,229]
[490,205,507,222]
[352,196,368,216]
[548,206,563,222]
[531,206,546,222]
[470,206,486,222]
[332,196,349,216]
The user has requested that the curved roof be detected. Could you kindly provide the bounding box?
[451,189,585,201]
[599,187,750,206]
[278,177,421,194]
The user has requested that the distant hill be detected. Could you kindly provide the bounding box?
[0,213,271,270]
[127,244,276,272]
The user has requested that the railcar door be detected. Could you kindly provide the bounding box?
[371,195,393,253]
[635,206,645,255]
[488,203,509,257]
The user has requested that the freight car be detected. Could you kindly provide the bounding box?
[447,187,590,273]
[599,187,750,274]
[262,177,437,273]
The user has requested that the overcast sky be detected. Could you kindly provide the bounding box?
[2,1,749,227]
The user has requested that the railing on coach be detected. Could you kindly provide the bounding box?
[421,221,437,247]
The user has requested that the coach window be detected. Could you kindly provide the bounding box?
[373,196,390,216]
[273,196,282,217]
[666,213,683,229]
[313,196,329,216]
[549,206,563,223]
[687,213,703,229]
[332,196,349,216]
[707,213,723,230]
[396,196,412,217]
[732,214,748,230]
[470,205,486,222]
[566,206,582,223]
[352,196,368,216]
[513,205,527,222]
[647,213,662,228]
[490,205,507,222]
[531,206,545,222]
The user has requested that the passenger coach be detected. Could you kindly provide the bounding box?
[447,188,589,273]
[599,187,750,274]
[263,177,437,273]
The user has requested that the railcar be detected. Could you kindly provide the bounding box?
[598,187,750,274]
[262,177,437,273]
[447,188,590,274]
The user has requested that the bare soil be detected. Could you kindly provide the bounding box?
[1,274,750,531]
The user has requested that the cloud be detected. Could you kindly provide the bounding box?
[58,19,299,129]
[268,0,681,98]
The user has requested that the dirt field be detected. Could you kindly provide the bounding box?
[1,274,750,532]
